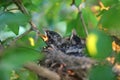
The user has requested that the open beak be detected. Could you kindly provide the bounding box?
[39,34,48,42]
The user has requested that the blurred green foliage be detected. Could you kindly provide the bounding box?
[0,12,30,34]
[0,0,120,80]
[99,3,120,39]
[86,29,112,60]
[0,47,42,80]
[89,64,116,80]
[17,70,38,80]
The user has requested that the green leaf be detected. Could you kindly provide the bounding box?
[2,47,41,67]
[75,0,82,7]
[99,3,120,38]
[17,69,38,80]
[0,12,30,34]
[101,0,119,7]
[23,0,39,12]
[66,14,86,38]
[9,24,19,35]
[16,31,46,50]
[0,24,6,31]
[0,31,16,42]
[0,0,12,8]
[86,29,112,60]
[82,7,98,28]
[0,68,11,80]
[89,65,116,80]
[86,0,99,7]
[0,46,42,80]
[115,53,120,62]
[66,7,98,38]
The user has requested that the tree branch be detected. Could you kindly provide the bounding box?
[12,0,41,34]
[10,0,42,44]
[9,27,32,46]
[71,0,88,36]
[79,11,88,36]
[24,62,61,80]
[71,0,75,6]
[12,0,28,14]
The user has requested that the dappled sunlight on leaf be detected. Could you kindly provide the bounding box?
[10,70,19,80]
[106,57,115,64]
[28,37,35,46]
[99,2,109,11]
[0,12,30,34]
[86,29,112,60]
[1,0,120,80]
[113,63,120,75]
[86,33,98,56]
[112,41,120,53]
[99,3,120,39]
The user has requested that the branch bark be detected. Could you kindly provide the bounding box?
[9,0,42,44]
[9,27,32,46]
[24,62,61,80]
[71,0,88,36]
[12,0,41,34]
[79,11,88,36]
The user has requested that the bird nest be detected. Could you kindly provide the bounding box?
[38,30,96,80]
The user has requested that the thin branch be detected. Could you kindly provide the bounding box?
[12,0,29,14]
[79,11,88,36]
[71,0,88,36]
[29,21,40,34]
[71,0,75,6]
[78,4,89,36]
[24,62,61,80]
[12,0,41,34]
[9,27,32,46]
[11,0,42,43]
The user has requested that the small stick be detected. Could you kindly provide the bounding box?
[24,62,61,80]
[71,0,88,36]
[79,11,88,36]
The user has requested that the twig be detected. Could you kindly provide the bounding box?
[78,3,89,36]
[12,0,29,14]
[71,0,88,36]
[12,0,41,34]
[79,11,88,36]
[71,0,75,6]
[29,21,40,34]
[11,0,42,43]
[24,62,61,80]
[9,27,32,46]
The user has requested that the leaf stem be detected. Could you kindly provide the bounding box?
[12,0,41,34]
[71,0,88,36]
[9,27,32,46]
[79,10,88,36]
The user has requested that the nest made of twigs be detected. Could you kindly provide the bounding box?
[38,46,96,80]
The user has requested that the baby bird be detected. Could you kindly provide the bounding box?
[41,30,85,57]
[70,29,82,45]
[43,30,62,47]
[65,30,85,56]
